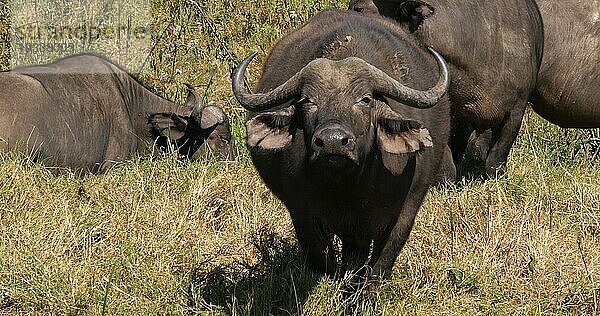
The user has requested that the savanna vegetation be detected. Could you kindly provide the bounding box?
[0,0,599,314]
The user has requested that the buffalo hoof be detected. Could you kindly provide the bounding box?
[341,268,382,312]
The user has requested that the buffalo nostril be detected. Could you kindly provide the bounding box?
[312,126,355,153]
[314,138,324,147]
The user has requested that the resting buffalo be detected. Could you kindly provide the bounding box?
[530,0,600,128]
[232,10,450,278]
[349,0,544,177]
[0,54,233,173]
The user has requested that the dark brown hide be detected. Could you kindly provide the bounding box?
[233,10,451,279]
[531,0,600,128]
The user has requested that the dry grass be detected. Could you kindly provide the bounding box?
[1,0,599,315]
[0,113,598,315]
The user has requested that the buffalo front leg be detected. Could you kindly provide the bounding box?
[434,144,457,184]
[483,100,527,178]
[341,238,371,272]
[368,205,420,279]
[449,120,475,180]
[340,238,373,296]
[289,210,337,275]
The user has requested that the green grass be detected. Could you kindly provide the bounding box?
[1,0,600,315]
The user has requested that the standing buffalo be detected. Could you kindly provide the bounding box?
[232,10,450,278]
[349,0,544,177]
[468,0,600,159]
[530,0,600,128]
[0,54,233,173]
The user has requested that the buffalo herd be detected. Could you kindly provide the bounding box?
[2,0,598,287]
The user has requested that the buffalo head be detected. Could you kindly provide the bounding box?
[232,50,448,176]
[149,85,234,159]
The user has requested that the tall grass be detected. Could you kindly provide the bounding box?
[1,0,599,315]
[0,0,9,70]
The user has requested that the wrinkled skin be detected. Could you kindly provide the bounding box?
[0,54,233,173]
[349,0,544,178]
[234,10,451,279]
[530,0,600,128]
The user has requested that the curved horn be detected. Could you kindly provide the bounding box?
[364,47,450,109]
[232,52,305,112]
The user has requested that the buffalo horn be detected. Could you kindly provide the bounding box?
[232,52,305,112]
[366,47,449,109]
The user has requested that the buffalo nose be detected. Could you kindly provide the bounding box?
[312,126,356,153]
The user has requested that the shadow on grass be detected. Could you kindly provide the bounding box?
[186,228,322,315]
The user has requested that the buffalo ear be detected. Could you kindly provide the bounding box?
[148,113,188,141]
[377,116,433,175]
[246,107,295,150]
[377,117,433,154]
[198,105,227,129]
[348,0,379,14]
[396,0,434,32]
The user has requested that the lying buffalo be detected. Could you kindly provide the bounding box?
[530,0,600,128]
[349,0,544,177]
[0,54,233,173]
[232,10,450,278]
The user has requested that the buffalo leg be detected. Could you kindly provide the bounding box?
[340,238,373,296]
[289,210,337,275]
[449,121,474,179]
[368,204,420,278]
[483,101,527,177]
[434,144,457,184]
[341,238,371,271]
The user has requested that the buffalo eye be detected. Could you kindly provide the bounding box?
[356,94,373,114]
[358,94,373,105]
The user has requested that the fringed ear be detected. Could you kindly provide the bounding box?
[377,115,433,175]
[377,117,433,154]
[246,107,295,150]
[148,113,189,141]
[198,105,227,129]
[396,0,435,32]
